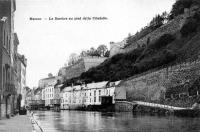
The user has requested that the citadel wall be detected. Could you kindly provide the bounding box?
[110,13,188,57]
[115,59,200,102]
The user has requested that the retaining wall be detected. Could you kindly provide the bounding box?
[115,59,200,102]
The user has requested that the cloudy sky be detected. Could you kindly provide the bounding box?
[14,0,175,88]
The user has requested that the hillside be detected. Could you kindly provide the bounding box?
[61,0,200,88]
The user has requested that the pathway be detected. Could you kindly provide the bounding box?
[134,101,186,110]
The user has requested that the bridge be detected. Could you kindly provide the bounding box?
[115,101,186,112]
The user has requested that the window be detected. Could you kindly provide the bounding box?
[94,97,96,102]
[99,96,101,102]
[94,90,96,96]
[8,39,10,53]
[3,30,5,47]
[99,90,101,96]
[6,35,8,50]
[2,67,5,90]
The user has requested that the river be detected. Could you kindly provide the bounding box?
[33,110,200,132]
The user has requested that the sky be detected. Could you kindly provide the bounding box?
[14,0,175,88]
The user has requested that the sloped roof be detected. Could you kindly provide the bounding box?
[62,86,73,92]
[86,81,108,89]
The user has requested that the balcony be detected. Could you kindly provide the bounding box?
[3,83,17,96]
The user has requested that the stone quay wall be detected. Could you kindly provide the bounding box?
[115,59,200,102]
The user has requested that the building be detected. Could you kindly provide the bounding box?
[0,0,17,118]
[58,56,107,82]
[52,84,62,110]
[28,88,44,110]
[38,75,57,88]
[109,39,127,57]
[43,85,54,107]
[17,53,27,107]
[60,81,120,110]
[39,75,58,108]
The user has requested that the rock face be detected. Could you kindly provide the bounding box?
[115,59,200,102]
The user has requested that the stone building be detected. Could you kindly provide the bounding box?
[0,0,27,118]
[0,0,17,118]
[58,56,107,82]
[38,75,58,88]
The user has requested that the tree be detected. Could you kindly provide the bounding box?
[105,50,110,57]
[170,0,196,18]
[97,44,108,57]
[68,53,78,65]
[48,73,53,77]
[89,47,96,56]
[80,50,87,57]
[149,14,164,29]
[126,33,134,46]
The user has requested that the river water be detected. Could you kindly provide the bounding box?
[33,110,200,132]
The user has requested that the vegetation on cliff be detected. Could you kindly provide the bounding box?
[170,0,200,19]
[61,0,200,88]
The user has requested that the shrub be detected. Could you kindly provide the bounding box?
[180,19,198,37]
[193,11,200,23]
[150,34,176,49]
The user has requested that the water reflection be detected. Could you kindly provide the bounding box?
[33,110,200,132]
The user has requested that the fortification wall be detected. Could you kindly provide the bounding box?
[64,59,85,80]
[124,15,186,53]
[110,14,187,57]
[84,57,107,71]
[62,57,107,80]
[115,59,200,102]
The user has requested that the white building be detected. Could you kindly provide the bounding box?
[40,75,58,107]
[42,85,54,106]
[60,81,121,110]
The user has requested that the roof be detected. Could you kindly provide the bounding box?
[86,81,108,89]
[40,76,57,80]
[62,86,73,92]
[61,81,120,92]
